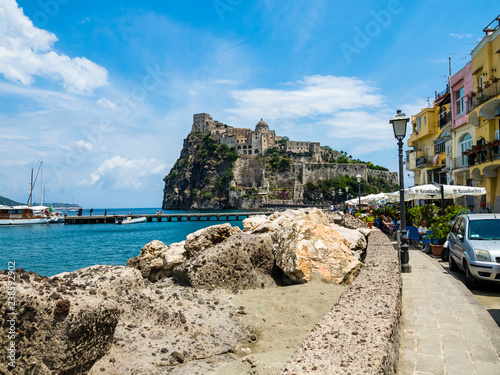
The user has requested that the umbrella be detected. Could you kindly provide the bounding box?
[407,184,486,199]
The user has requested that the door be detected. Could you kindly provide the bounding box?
[449,217,466,267]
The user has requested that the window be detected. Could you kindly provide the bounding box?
[455,87,465,116]
[459,133,472,166]
[417,117,421,130]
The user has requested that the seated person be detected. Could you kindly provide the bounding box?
[418,220,428,241]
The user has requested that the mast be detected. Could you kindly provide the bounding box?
[40,161,43,206]
[30,168,33,207]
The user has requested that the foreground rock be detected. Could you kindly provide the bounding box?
[184,223,242,257]
[273,220,361,284]
[126,240,186,281]
[173,233,276,289]
[0,266,121,375]
[127,209,365,289]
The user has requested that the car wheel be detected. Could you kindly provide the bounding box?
[449,252,458,272]
[464,262,478,289]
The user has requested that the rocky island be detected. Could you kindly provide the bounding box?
[162,113,398,210]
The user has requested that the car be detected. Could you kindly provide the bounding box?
[447,213,500,288]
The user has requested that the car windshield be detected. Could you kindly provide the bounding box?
[468,219,500,240]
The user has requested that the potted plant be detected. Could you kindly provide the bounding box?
[366,216,375,229]
[427,221,451,256]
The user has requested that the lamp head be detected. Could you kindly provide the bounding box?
[356,174,362,183]
[390,109,410,140]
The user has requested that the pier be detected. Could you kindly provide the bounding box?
[64,211,270,225]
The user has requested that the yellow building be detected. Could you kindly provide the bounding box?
[466,15,500,211]
[407,94,452,186]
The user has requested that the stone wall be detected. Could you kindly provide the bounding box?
[281,230,402,374]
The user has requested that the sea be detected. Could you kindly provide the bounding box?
[0,208,246,277]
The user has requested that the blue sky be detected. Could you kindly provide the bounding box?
[0,0,498,208]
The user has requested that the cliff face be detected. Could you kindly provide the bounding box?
[162,132,398,210]
[162,132,237,210]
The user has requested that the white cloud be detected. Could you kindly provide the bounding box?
[449,33,472,39]
[84,156,168,190]
[97,98,118,110]
[214,79,239,85]
[225,75,384,120]
[0,0,108,94]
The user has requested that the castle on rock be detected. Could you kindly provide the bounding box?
[192,113,322,156]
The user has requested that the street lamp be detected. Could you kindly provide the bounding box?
[390,109,411,273]
[338,188,343,207]
[356,174,362,214]
[332,191,335,205]
[345,186,349,212]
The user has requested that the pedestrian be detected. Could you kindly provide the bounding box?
[468,204,475,214]
[330,204,334,212]
[418,220,429,253]
[479,202,491,213]
[104,209,107,216]
[90,208,93,216]
[78,208,83,216]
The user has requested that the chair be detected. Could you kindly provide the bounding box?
[407,225,420,246]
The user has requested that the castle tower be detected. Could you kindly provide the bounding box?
[255,118,269,132]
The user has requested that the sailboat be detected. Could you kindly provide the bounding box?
[0,164,49,225]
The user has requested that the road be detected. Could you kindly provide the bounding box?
[436,256,500,327]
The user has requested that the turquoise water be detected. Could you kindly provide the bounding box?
[0,208,245,277]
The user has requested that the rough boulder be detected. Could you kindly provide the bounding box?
[173,233,275,289]
[273,220,362,284]
[127,240,186,282]
[0,267,122,375]
[184,223,242,257]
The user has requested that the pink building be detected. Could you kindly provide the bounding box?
[450,62,473,130]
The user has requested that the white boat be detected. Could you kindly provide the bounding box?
[116,216,147,225]
[0,205,49,225]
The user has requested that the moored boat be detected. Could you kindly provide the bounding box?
[116,216,147,225]
[0,205,49,225]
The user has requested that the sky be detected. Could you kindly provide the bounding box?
[0,0,498,208]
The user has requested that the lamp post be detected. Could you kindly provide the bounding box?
[338,188,342,207]
[390,109,411,273]
[345,186,349,213]
[332,191,336,206]
[356,174,362,214]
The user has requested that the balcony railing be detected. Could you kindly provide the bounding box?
[435,84,449,101]
[466,81,500,114]
[452,155,471,169]
[462,142,500,167]
[416,157,429,168]
[439,110,452,128]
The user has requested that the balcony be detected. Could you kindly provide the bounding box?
[435,84,449,101]
[462,141,500,167]
[416,157,430,168]
[452,155,471,169]
[466,81,500,114]
[439,110,452,129]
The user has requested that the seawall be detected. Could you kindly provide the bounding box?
[281,229,402,374]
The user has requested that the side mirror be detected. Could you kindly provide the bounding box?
[457,234,464,241]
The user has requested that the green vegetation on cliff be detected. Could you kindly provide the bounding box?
[303,175,399,205]
[162,132,239,209]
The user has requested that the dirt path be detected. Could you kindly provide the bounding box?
[211,274,346,375]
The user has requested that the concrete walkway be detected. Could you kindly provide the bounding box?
[398,246,500,375]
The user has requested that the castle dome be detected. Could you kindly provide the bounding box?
[255,118,269,131]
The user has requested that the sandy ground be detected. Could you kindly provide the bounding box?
[211,274,346,375]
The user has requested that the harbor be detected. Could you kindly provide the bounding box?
[64,211,270,225]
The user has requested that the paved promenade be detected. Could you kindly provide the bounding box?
[398,245,500,374]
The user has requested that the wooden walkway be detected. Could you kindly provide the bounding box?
[64,211,270,225]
